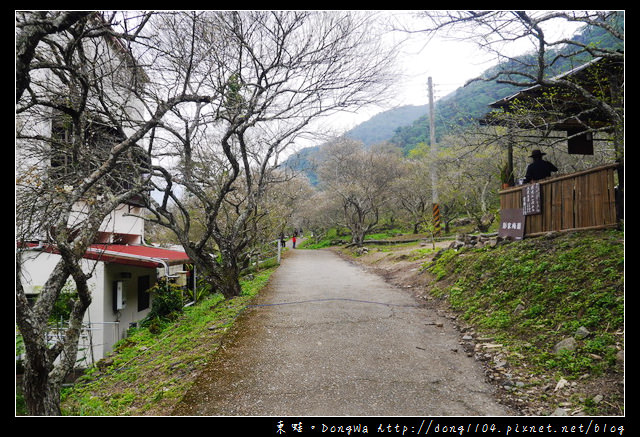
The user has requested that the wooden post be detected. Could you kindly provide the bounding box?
[277,239,281,264]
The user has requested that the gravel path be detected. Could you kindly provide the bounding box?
[172,249,512,416]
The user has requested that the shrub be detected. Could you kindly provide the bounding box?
[140,279,185,329]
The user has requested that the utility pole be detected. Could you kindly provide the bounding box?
[428,77,441,234]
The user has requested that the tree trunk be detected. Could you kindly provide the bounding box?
[18,278,91,415]
[215,245,244,299]
[413,221,420,234]
[22,362,62,416]
[351,230,365,247]
[216,261,242,299]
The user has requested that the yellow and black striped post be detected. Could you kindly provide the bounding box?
[432,203,441,235]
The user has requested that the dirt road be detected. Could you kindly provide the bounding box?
[172,248,512,416]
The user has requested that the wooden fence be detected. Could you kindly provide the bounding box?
[499,163,619,237]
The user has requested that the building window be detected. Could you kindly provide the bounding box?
[137,275,150,311]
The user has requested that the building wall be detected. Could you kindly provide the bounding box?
[18,249,159,366]
[73,202,146,244]
[100,263,156,357]
[16,23,149,244]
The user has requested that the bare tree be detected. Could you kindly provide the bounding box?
[391,158,434,234]
[438,142,502,232]
[15,11,213,415]
[16,11,92,102]
[141,11,397,296]
[318,139,400,246]
[295,189,344,242]
[415,11,624,155]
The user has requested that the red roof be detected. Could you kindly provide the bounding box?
[22,242,190,269]
[87,244,191,268]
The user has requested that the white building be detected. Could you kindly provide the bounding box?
[16,12,193,368]
[19,211,192,366]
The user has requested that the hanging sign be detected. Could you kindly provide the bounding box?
[498,208,525,240]
[522,183,541,215]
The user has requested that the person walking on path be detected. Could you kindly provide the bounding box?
[292,235,296,249]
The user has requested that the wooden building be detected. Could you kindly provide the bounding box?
[481,56,624,238]
[499,163,618,238]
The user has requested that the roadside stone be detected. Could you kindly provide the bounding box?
[354,246,369,256]
[481,343,504,350]
[449,233,501,250]
[553,337,577,354]
[575,326,590,339]
[502,379,514,389]
[541,383,553,392]
[494,359,508,369]
[554,378,568,391]
[449,240,465,250]
[551,407,568,416]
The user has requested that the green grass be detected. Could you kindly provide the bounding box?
[300,225,443,250]
[298,228,348,249]
[424,229,624,383]
[60,267,276,416]
[365,228,406,240]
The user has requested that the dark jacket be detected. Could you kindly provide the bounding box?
[524,159,558,183]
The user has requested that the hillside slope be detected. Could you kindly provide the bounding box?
[344,228,624,416]
[345,104,429,146]
[60,268,277,416]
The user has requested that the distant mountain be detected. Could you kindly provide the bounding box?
[283,104,430,184]
[284,13,623,181]
[389,14,624,154]
[344,104,429,146]
[283,61,523,178]
[283,144,322,185]
[390,76,519,154]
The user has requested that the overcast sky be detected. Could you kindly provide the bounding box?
[322,10,585,134]
[313,12,494,136]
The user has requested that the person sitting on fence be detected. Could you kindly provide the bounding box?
[524,149,558,183]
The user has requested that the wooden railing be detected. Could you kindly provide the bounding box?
[499,163,619,237]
